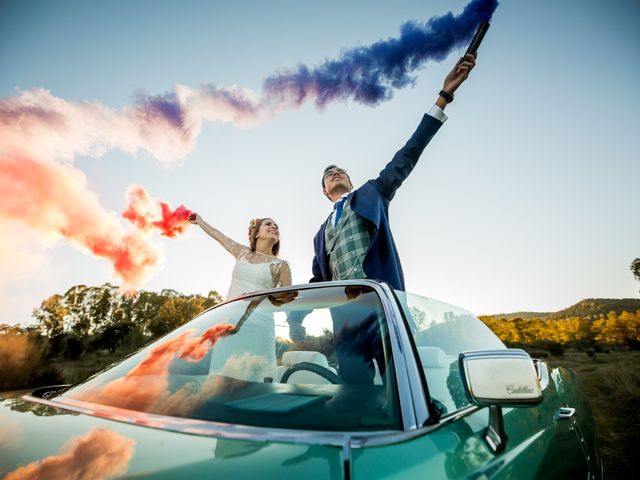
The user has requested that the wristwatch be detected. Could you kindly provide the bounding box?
[439,90,454,103]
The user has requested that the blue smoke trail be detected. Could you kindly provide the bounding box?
[129,0,498,130]
[263,0,498,107]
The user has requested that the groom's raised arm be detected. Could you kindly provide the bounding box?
[372,112,445,201]
[373,53,477,201]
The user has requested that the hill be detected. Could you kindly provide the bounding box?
[546,298,640,320]
[484,298,640,321]
[482,311,551,320]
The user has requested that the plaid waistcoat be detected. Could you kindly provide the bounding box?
[324,198,371,280]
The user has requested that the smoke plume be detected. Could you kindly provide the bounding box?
[0,0,497,285]
[0,155,160,287]
[3,428,135,480]
[263,0,498,107]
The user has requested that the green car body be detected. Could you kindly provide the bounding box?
[0,281,601,479]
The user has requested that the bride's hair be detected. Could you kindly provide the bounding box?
[248,218,280,256]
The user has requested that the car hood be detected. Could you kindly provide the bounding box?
[0,391,345,479]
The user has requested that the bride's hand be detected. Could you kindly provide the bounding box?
[188,212,200,224]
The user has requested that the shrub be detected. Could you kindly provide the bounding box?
[547,342,565,356]
[62,335,85,360]
[0,333,49,390]
[26,366,66,387]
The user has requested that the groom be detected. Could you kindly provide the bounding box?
[289,54,478,383]
[310,53,477,289]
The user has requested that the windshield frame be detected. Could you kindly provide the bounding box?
[23,280,431,445]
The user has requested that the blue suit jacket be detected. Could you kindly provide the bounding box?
[310,113,444,291]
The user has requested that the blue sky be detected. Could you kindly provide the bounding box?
[1,0,639,326]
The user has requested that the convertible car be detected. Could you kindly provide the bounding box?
[0,280,601,479]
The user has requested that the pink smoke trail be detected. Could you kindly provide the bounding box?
[0,154,160,287]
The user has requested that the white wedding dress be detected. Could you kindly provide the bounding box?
[209,249,289,382]
[226,250,283,299]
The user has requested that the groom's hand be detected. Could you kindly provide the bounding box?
[442,53,477,96]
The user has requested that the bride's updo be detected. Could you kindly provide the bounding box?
[248,218,280,256]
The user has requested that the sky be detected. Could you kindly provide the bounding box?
[1,0,639,327]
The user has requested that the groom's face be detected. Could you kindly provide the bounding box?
[322,166,352,199]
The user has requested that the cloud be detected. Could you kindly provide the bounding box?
[0,414,24,448]
[3,427,135,480]
[0,220,48,288]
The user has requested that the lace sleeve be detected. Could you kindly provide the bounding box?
[277,260,292,287]
[196,217,247,258]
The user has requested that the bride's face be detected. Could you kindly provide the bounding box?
[257,218,279,242]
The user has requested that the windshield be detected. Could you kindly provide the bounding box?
[394,290,505,415]
[57,285,400,432]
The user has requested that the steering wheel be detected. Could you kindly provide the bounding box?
[280,362,344,385]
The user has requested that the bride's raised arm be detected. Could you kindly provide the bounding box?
[189,213,246,258]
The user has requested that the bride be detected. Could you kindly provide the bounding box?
[189,214,292,382]
[189,214,291,297]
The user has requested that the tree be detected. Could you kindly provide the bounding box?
[32,295,68,337]
[631,258,640,291]
[112,291,135,326]
[131,290,165,334]
[147,296,205,337]
[409,306,428,330]
[90,284,117,332]
[63,285,92,336]
[203,290,223,310]
[91,321,136,352]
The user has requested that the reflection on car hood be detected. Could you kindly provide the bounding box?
[0,393,343,479]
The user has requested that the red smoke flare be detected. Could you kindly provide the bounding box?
[123,185,193,238]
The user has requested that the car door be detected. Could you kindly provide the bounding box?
[352,290,593,480]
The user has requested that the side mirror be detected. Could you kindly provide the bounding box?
[458,349,542,454]
[459,349,542,407]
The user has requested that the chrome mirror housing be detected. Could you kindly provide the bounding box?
[458,349,543,454]
[459,349,543,407]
